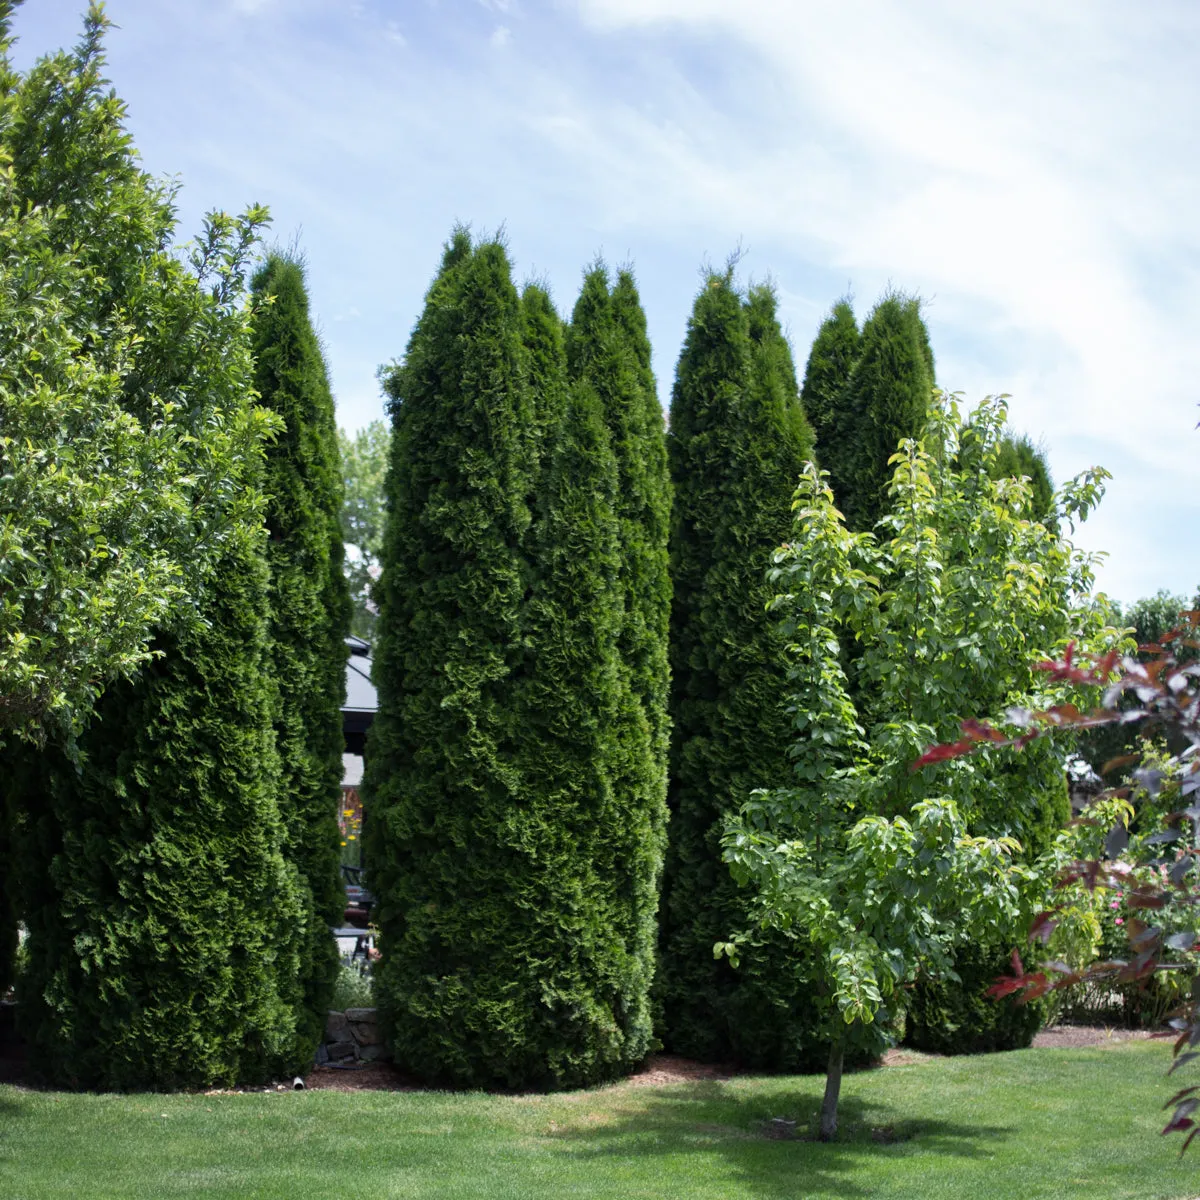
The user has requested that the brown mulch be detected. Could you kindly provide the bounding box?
[1031,1024,1157,1049]
[303,1061,418,1092]
[0,1028,1159,1094]
[300,1053,735,1093]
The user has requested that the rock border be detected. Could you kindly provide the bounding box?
[317,1006,387,1065]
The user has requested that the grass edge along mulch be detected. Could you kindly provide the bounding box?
[0,1039,1196,1200]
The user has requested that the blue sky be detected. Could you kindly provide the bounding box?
[12,0,1200,605]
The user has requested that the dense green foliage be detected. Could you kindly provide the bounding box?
[11,532,304,1089]
[0,7,274,746]
[905,938,1048,1055]
[836,294,935,530]
[719,395,1112,1102]
[0,7,306,1088]
[567,264,672,1053]
[798,298,858,471]
[367,235,662,1088]
[513,283,658,1081]
[365,230,536,1087]
[992,431,1055,521]
[365,244,670,1088]
[250,253,351,1068]
[570,266,673,803]
[338,421,390,640]
[661,271,823,1069]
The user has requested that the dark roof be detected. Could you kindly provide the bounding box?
[343,638,376,743]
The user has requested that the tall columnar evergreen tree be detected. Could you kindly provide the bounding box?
[829,294,934,531]
[661,271,824,1068]
[364,232,554,1088]
[250,253,351,1067]
[2,4,301,1087]
[799,298,859,468]
[509,283,658,1083]
[13,535,305,1089]
[566,264,672,1005]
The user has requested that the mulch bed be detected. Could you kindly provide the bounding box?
[0,1028,1161,1094]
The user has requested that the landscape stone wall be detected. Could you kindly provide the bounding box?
[317,1007,387,1065]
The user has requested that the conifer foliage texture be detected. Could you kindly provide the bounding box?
[798,299,858,463]
[661,272,824,1068]
[806,294,934,531]
[365,236,667,1089]
[250,253,351,1067]
[14,537,305,1090]
[3,7,303,1089]
[841,294,934,530]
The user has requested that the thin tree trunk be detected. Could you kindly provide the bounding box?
[819,1033,844,1141]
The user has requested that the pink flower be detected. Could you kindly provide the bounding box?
[1115,917,1124,926]
[1110,900,1120,909]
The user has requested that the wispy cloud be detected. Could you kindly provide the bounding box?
[11,0,1197,601]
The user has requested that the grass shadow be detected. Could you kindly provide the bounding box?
[547,1079,1012,1199]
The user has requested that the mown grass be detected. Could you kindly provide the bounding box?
[0,1041,1195,1199]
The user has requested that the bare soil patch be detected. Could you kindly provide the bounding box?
[1031,1024,1157,1049]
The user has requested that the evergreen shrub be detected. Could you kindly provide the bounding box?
[365,236,668,1089]
[13,538,305,1090]
[251,252,351,1068]
[661,271,825,1069]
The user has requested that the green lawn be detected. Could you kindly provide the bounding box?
[0,1041,1195,1199]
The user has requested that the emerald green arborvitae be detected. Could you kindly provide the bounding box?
[567,263,671,1004]
[799,299,859,469]
[364,232,549,1088]
[836,294,934,531]
[511,283,657,1083]
[250,253,351,1066]
[661,272,825,1069]
[13,535,304,1089]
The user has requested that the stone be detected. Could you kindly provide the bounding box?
[358,1044,388,1062]
[349,1021,379,1046]
[314,1041,330,1065]
[325,1011,350,1041]
[344,1007,377,1023]
[327,1040,356,1061]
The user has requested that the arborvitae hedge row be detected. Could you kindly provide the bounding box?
[661,272,825,1069]
[13,535,304,1090]
[250,253,351,1067]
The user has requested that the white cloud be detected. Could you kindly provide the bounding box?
[491,25,512,48]
[564,0,1200,600]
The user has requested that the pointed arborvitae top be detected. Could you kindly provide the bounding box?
[800,299,859,464]
[571,266,671,759]
[746,281,816,470]
[249,251,351,1067]
[840,293,934,531]
[660,268,825,1069]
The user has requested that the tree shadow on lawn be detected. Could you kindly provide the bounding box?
[548,1079,1011,1199]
